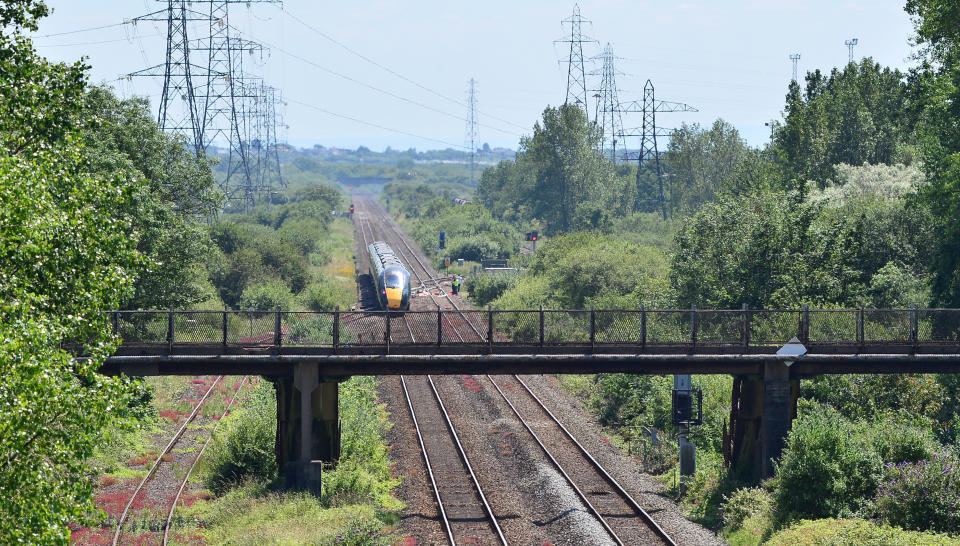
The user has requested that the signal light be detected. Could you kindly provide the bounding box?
[532,235,537,241]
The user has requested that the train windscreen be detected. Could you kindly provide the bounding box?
[385,272,404,289]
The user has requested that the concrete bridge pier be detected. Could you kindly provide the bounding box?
[729,362,799,480]
[274,362,341,493]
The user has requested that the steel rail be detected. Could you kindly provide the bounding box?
[427,374,509,545]
[364,197,484,341]
[511,375,677,546]
[162,376,249,545]
[113,375,223,545]
[400,375,457,545]
[487,374,626,544]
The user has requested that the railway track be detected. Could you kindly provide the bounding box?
[489,374,677,545]
[112,376,247,545]
[353,193,679,545]
[357,196,507,543]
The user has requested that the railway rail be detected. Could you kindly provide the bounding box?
[489,374,677,545]
[356,197,506,543]
[111,375,247,545]
[353,194,680,545]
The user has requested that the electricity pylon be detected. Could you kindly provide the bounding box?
[125,1,208,155]
[620,80,697,219]
[789,53,801,81]
[465,78,478,184]
[556,4,597,121]
[590,43,625,163]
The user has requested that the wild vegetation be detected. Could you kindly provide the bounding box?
[390,1,960,543]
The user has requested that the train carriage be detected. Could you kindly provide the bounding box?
[368,241,412,310]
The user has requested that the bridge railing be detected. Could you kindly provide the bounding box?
[106,307,960,350]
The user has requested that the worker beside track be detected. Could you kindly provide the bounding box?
[452,275,462,296]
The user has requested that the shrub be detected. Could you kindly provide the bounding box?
[465,273,519,306]
[203,382,278,495]
[873,452,960,534]
[766,518,956,546]
[239,280,295,311]
[721,487,773,530]
[772,404,883,524]
[300,277,348,312]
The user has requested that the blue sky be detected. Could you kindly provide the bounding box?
[32,1,917,152]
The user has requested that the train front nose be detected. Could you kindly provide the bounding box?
[385,287,404,309]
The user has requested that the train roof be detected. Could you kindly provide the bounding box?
[368,241,406,269]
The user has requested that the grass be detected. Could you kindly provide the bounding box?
[177,482,398,545]
[317,217,359,310]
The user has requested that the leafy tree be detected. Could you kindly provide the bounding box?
[662,119,765,215]
[0,3,144,538]
[771,59,913,187]
[477,104,628,233]
[906,0,960,308]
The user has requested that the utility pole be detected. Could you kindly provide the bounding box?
[466,78,478,184]
[789,53,801,82]
[590,43,625,163]
[125,1,208,155]
[845,38,858,63]
[556,4,597,121]
[620,80,697,219]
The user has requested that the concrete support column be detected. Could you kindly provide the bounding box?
[729,369,799,481]
[760,361,792,479]
[274,363,341,493]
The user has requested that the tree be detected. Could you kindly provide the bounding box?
[0,3,143,539]
[771,59,913,187]
[906,0,960,308]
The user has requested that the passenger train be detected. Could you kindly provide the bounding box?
[367,241,412,310]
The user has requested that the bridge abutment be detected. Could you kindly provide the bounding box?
[274,363,341,493]
[729,363,799,480]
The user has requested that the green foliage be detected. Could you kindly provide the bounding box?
[0,4,151,539]
[873,452,960,534]
[300,277,350,312]
[671,188,935,308]
[181,483,396,545]
[661,119,771,216]
[477,104,630,234]
[239,280,295,311]
[204,382,278,496]
[464,274,520,307]
[808,163,924,205]
[409,202,520,261]
[772,404,884,525]
[801,375,944,422]
[81,87,220,309]
[721,486,774,531]
[771,59,913,186]
[766,518,957,546]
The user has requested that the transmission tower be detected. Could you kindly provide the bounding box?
[556,4,597,121]
[590,43,625,163]
[126,1,208,155]
[197,1,278,209]
[789,53,801,81]
[620,80,697,219]
[845,38,858,63]
[465,78,479,184]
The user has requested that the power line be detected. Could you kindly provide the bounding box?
[227,24,522,138]
[35,32,164,48]
[466,78,478,183]
[279,8,529,132]
[33,21,127,38]
[286,97,468,150]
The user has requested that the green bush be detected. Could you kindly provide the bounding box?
[772,404,883,525]
[873,452,960,534]
[465,274,519,306]
[301,277,348,312]
[721,487,773,530]
[766,518,956,546]
[239,280,295,311]
[203,382,278,495]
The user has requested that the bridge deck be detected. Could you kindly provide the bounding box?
[93,308,960,377]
